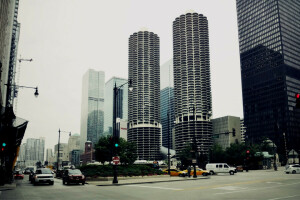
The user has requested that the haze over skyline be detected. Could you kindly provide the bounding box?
[16,0,242,150]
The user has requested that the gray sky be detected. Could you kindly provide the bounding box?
[16,0,242,150]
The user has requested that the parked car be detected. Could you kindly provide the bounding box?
[162,169,188,177]
[62,169,85,185]
[14,171,24,179]
[183,168,210,176]
[32,168,54,185]
[206,163,236,175]
[285,164,300,174]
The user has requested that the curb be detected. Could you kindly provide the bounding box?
[0,183,17,191]
[93,176,210,186]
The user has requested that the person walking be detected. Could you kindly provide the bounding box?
[187,166,191,178]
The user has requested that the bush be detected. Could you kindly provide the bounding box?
[78,164,163,177]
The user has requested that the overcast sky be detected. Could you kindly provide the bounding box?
[16,0,242,150]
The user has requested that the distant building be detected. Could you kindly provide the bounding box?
[128,30,161,160]
[212,116,242,149]
[173,12,213,156]
[160,59,173,89]
[45,148,53,165]
[54,143,69,168]
[240,119,246,143]
[70,150,81,167]
[160,87,175,150]
[104,77,129,136]
[80,69,105,151]
[118,119,128,141]
[80,141,95,165]
[18,138,45,166]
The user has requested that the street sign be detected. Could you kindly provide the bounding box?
[112,156,120,165]
[192,159,197,164]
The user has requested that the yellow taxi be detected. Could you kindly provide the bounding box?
[162,169,188,177]
[184,168,210,176]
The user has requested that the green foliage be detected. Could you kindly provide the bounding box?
[78,164,163,177]
[178,143,193,168]
[210,144,226,163]
[94,136,137,165]
[94,135,113,164]
[118,138,137,165]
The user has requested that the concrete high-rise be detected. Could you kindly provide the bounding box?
[104,77,128,136]
[236,0,300,156]
[173,12,213,156]
[80,69,105,151]
[128,30,161,160]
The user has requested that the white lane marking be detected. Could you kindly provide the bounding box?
[214,186,246,191]
[266,182,282,184]
[125,185,182,191]
[215,182,300,195]
[267,195,299,200]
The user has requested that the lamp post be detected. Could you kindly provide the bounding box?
[112,79,133,184]
[167,112,170,175]
[56,129,71,174]
[189,105,197,178]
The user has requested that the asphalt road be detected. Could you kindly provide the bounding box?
[1,170,300,200]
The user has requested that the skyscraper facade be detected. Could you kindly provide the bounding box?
[128,30,161,160]
[80,69,105,151]
[236,0,300,155]
[104,77,128,136]
[173,12,213,156]
[161,87,175,149]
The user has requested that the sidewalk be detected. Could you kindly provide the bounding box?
[0,183,16,191]
[86,175,210,186]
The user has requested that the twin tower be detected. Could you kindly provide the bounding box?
[128,12,212,160]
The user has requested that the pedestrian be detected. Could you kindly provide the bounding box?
[187,166,191,178]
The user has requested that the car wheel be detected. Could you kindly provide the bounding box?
[63,180,65,185]
[292,170,296,174]
[210,171,214,175]
[202,173,207,176]
[50,182,54,185]
[286,172,289,174]
[67,181,70,185]
[230,171,234,175]
[82,181,85,185]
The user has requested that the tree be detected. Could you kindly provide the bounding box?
[118,138,137,165]
[209,144,226,163]
[94,136,137,165]
[94,136,113,164]
[177,143,193,169]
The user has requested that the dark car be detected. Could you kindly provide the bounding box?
[62,169,85,185]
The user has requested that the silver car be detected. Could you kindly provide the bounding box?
[32,168,54,185]
[284,164,300,174]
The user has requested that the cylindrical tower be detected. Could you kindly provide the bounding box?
[128,30,161,160]
[173,12,213,156]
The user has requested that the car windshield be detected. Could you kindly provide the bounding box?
[36,168,52,174]
[69,169,82,175]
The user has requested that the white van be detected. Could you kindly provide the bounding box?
[205,163,236,175]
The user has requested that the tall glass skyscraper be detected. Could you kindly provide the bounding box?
[128,30,161,160]
[80,69,105,151]
[161,87,175,149]
[173,12,213,156]
[236,0,300,155]
[104,77,128,136]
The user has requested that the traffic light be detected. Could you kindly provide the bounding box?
[296,93,300,108]
[246,150,250,160]
[232,128,236,137]
[115,143,119,148]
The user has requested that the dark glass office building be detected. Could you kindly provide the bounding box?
[161,87,175,149]
[236,0,300,157]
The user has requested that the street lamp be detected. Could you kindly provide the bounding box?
[112,79,133,184]
[189,105,197,178]
[56,129,71,174]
